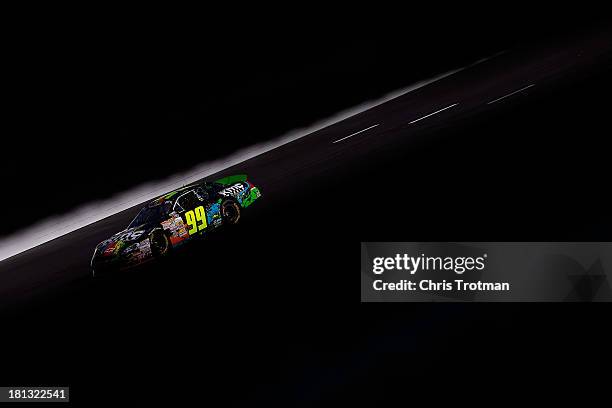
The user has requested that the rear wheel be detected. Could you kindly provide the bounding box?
[150,229,170,257]
[221,199,241,225]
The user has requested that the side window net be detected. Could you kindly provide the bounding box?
[175,191,201,211]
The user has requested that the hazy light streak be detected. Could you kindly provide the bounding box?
[0,54,500,262]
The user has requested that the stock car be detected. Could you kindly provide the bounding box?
[90,174,261,276]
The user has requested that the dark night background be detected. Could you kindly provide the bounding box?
[1,7,612,406]
[2,9,607,236]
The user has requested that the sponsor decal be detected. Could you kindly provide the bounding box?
[206,202,221,225]
[115,230,145,242]
[125,238,152,263]
[162,213,189,245]
[103,242,118,256]
[136,238,151,257]
[219,183,245,197]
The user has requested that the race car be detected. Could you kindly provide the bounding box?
[90,174,261,276]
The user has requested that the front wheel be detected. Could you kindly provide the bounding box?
[150,229,170,257]
[221,199,241,225]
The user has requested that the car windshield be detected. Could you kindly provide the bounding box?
[128,203,171,228]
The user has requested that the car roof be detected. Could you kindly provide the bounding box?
[147,182,210,207]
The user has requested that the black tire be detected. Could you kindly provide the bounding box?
[221,199,241,225]
[150,229,170,257]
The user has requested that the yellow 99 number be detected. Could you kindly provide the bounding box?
[185,205,207,235]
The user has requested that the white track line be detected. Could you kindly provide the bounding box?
[408,103,459,124]
[487,84,535,105]
[332,124,380,144]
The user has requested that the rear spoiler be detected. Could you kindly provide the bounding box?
[214,174,248,185]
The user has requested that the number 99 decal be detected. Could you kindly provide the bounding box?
[185,206,207,235]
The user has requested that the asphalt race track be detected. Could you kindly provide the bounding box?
[1,30,610,310]
[0,28,611,404]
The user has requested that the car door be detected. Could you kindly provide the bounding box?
[174,190,208,237]
[200,186,223,229]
